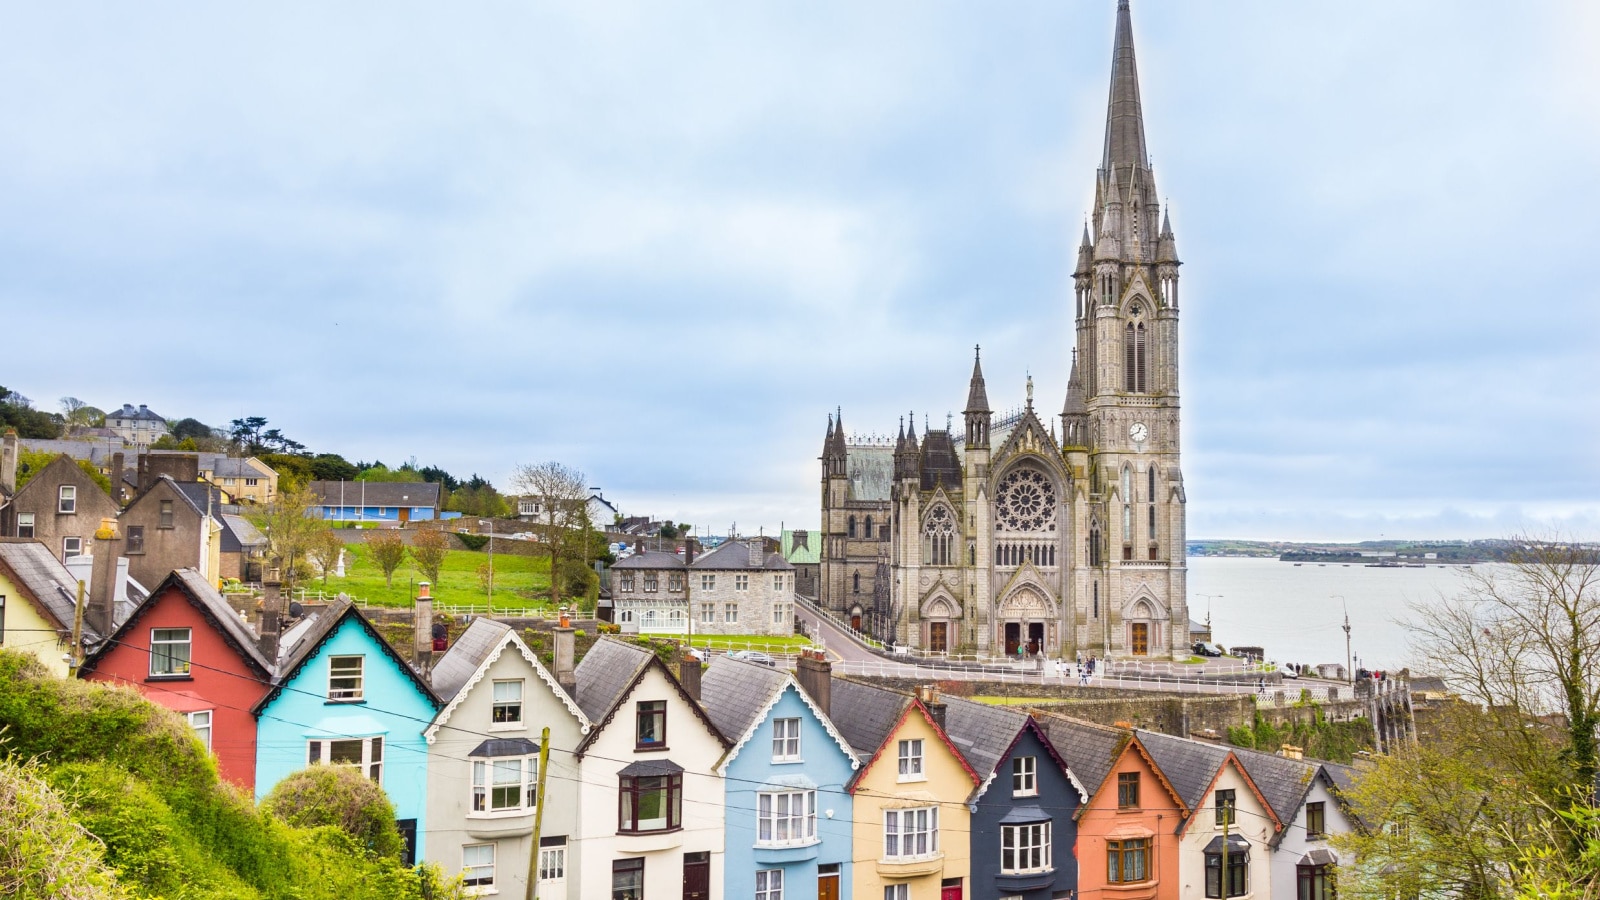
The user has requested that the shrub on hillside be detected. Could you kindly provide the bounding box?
[262,765,404,860]
[0,757,128,900]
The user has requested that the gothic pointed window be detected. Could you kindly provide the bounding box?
[848,516,857,538]
[923,506,955,566]
[1124,318,1148,392]
[852,572,861,593]
[1136,323,1147,392]
[865,515,874,537]
[1089,521,1103,566]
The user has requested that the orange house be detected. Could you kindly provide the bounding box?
[1074,732,1185,899]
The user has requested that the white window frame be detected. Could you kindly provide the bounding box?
[16,513,34,538]
[773,574,785,591]
[1012,755,1038,796]
[897,738,924,781]
[884,886,910,900]
[62,536,83,558]
[187,710,213,751]
[149,627,192,676]
[724,603,738,624]
[699,602,716,624]
[757,789,817,846]
[58,485,76,513]
[537,837,566,888]
[328,655,364,701]
[491,679,523,727]
[307,735,384,782]
[772,717,801,762]
[736,574,750,591]
[883,806,939,859]
[471,756,537,815]
[643,572,659,592]
[756,868,784,900]
[618,608,634,624]
[245,477,259,487]
[701,574,715,590]
[1001,820,1052,874]
[620,572,635,592]
[668,572,684,592]
[462,842,495,891]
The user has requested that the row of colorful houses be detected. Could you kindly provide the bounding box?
[1,550,1359,899]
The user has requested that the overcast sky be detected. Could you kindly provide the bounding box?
[2,1,1596,541]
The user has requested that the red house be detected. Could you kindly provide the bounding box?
[80,569,275,790]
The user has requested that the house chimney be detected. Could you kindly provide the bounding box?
[634,539,644,555]
[87,518,121,638]
[258,577,283,661]
[678,649,702,702]
[748,539,763,567]
[1278,744,1304,761]
[684,538,697,566]
[0,428,17,496]
[110,452,126,503]
[919,684,947,732]
[553,616,576,696]
[795,648,832,716]
[414,582,434,673]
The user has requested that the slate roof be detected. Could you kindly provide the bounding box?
[1230,744,1319,835]
[308,481,441,509]
[81,568,271,677]
[220,515,267,550]
[572,638,656,722]
[941,695,1028,780]
[843,445,893,502]
[827,677,912,758]
[0,538,93,638]
[1034,713,1129,798]
[431,617,512,703]
[699,656,791,746]
[612,550,685,570]
[691,540,793,572]
[781,530,821,566]
[110,404,165,422]
[16,440,119,466]
[1134,729,1231,811]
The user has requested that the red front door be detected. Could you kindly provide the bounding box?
[940,879,963,900]
[850,614,862,631]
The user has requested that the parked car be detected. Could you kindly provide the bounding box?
[1192,641,1225,658]
[1277,664,1300,679]
[727,650,776,667]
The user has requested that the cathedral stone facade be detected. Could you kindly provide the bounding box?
[819,0,1189,660]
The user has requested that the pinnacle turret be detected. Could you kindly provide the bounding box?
[964,346,991,414]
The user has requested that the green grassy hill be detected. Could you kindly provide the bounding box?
[307,541,553,609]
[0,650,462,900]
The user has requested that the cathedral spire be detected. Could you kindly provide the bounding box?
[1102,0,1149,187]
[965,345,991,414]
[1063,350,1087,417]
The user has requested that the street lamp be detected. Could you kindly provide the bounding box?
[1196,593,1223,631]
[480,519,494,600]
[1333,595,1351,685]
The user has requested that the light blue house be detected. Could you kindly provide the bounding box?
[307,480,443,523]
[700,653,857,900]
[253,600,441,865]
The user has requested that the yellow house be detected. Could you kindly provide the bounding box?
[834,680,979,900]
[0,538,95,677]
[205,457,278,505]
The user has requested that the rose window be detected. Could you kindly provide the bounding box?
[997,468,1056,532]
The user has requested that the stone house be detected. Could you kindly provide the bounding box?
[610,539,796,638]
[107,404,168,447]
[1,451,122,563]
[119,475,224,590]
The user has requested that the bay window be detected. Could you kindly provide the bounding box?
[1001,821,1051,873]
[884,806,939,859]
[471,756,537,814]
[1107,838,1149,884]
[757,790,816,845]
[618,761,683,833]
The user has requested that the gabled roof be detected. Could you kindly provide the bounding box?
[612,550,685,570]
[849,693,982,792]
[0,538,93,639]
[1229,744,1320,845]
[1033,712,1128,798]
[80,568,272,678]
[253,600,440,714]
[307,481,442,509]
[1134,729,1231,811]
[941,697,1084,803]
[571,637,731,755]
[220,515,266,550]
[701,657,857,775]
[424,619,589,744]
[780,530,821,566]
[828,677,912,759]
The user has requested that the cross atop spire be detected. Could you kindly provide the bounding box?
[965,345,991,414]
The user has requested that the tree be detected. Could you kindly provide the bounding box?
[58,397,104,432]
[410,530,449,585]
[310,453,359,482]
[246,485,326,589]
[367,531,407,589]
[357,463,424,483]
[444,475,510,518]
[262,764,404,860]
[308,529,345,586]
[14,451,111,495]
[260,453,314,489]
[1404,535,1600,794]
[0,388,62,439]
[229,416,269,454]
[512,461,590,608]
[170,417,212,442]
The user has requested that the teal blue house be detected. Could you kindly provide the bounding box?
[253,600,440,865]
[700,654,857,900]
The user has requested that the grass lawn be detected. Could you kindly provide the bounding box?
[300,542,554,609]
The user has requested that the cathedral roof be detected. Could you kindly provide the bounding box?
[920,430,961,491]
[965,347,991,414]
[1062,352,1088,417]
[844,444,894,502]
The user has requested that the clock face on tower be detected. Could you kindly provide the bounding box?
[1129,422,1149,444]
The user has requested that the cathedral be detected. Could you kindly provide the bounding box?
[819,0,1189,660]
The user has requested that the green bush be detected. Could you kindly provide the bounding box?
[262,765,403,859]
[0,757,128,900]
[455,532,490,551]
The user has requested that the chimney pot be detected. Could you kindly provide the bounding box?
[414,585,434,674]
[679,651,703,702]
[553,626,577,694]
[258,580,283,660]
[795,651,833,716]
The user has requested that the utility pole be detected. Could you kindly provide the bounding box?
[68,579,87,676]
[526,725,552,900]
[481,519,495,599]
[1334,595,1352,685]
[1220,798,1231,898]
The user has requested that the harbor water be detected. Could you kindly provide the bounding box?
[1186,555,1490,670]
